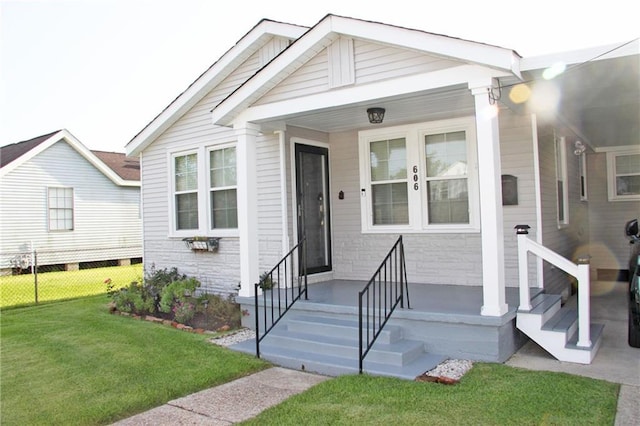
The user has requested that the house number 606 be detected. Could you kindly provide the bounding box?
[412,166,419,190]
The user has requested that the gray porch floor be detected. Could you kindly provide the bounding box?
[297,279,522,315]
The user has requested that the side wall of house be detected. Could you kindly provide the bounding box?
[139,46,289,295]
[0,141,141,270]
[536,123,590,297]
[327,108,538,287]
[587,151,640,277]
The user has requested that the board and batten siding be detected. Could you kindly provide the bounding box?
[256,38,461,106]
[0,141,141,269]
[587,152,640,276]
[139,46,288,295]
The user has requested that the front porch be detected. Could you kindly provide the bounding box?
[233,280,530,379]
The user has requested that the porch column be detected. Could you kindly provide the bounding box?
[235,122,260,297]
[470,80,508,317]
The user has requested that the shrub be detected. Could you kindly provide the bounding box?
[159,278,200,314]
[110,281,154,314]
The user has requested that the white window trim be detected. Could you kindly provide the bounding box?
[606,149,640,202]
[168,144,239,239]
[579,152,588,201]
[555,135,569,228]
[206,143,239,235]
[359,117,479,234]
[47,186,74,232]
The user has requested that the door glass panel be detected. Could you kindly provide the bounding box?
[297,146,331,274]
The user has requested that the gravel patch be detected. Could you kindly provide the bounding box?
[424,359,473,380]
[209,328,255,347]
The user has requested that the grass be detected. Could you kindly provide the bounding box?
[0,295,270,425]
[0,264,143,308]
[243,363,619,425]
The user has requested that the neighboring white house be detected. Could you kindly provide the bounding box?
[0,129,142,273]
[125,15,639,368]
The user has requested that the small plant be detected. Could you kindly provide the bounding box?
[158,277,200,314]
[258,271,276,290]
[110,281,155,314]
[173,300,196,324]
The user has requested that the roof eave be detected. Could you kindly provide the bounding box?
[211,14,522,127]
[125,20,308,157]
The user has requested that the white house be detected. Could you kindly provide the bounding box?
[0,129,142,273]
[126,15,639,376]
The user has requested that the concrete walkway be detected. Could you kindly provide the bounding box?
[506,281,640,425]
[112,367,329,425]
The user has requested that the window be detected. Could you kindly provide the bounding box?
[359,118,478,233]
[425,131,469,224]
[209,146,237,228]
[170,144,239,237]
[369,138,408,225]
[607,150,640,201]
[578,152,587,201]
[555,136,569,227]
[174,152,198,230]
[48,187,73,231]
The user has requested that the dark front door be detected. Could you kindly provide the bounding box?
[295,144,332,274]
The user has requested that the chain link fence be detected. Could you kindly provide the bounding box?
[0,248,143,308]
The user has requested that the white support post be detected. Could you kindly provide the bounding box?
[576,259,592,348]
[235,123,261,297]
[470,80,508,317]
[515,225,532,311]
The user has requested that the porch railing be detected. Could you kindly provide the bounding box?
[358,235,410,373]
[254,237,307,358]
[515,225,591,347]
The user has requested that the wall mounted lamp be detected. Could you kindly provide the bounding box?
[367,107,385,124]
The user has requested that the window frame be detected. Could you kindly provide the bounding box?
[578,151,588,201]
[169,144,239,238]
[47,186,74,231]
[359,117,479,233]
[555,135,569,228]
[207,143,238,231]
[171,149,200,233]
[606,149,640,202]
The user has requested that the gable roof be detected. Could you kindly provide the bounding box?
[0,130,60,168]
[1,129,140,186]
[92,151,140,181]
[211,14,522,127]
[125,19,308,157]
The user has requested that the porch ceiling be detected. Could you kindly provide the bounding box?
[257,55,638,150]
[255,84,474,133]
[517,54,639,149]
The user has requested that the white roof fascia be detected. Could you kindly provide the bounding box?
[125,20,308,157]
[521,39,639,71]
[233,65,511,125]
[0,129,139,187]
[212,15,521,127]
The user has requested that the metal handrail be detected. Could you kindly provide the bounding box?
[358,235,410,373]
[254,237,307,358]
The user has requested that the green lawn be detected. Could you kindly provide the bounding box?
[0,295,270,425]
[243,364,619,425]
[0,264,143,308]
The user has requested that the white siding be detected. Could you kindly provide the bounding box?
[257,39,461,105]
[588,152,640,275]
[536,123,590,296]
[499,110,539,287]
[0,141,141,269]
[140,49,288,295]
[327,109,540,287]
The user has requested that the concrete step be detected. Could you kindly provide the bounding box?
[286,314,402,344]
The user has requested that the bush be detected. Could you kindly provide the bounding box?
[108,265,241,331]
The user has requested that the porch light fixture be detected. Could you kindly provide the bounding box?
[367,107,385,124]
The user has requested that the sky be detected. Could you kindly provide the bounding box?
[1,0,639,153]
